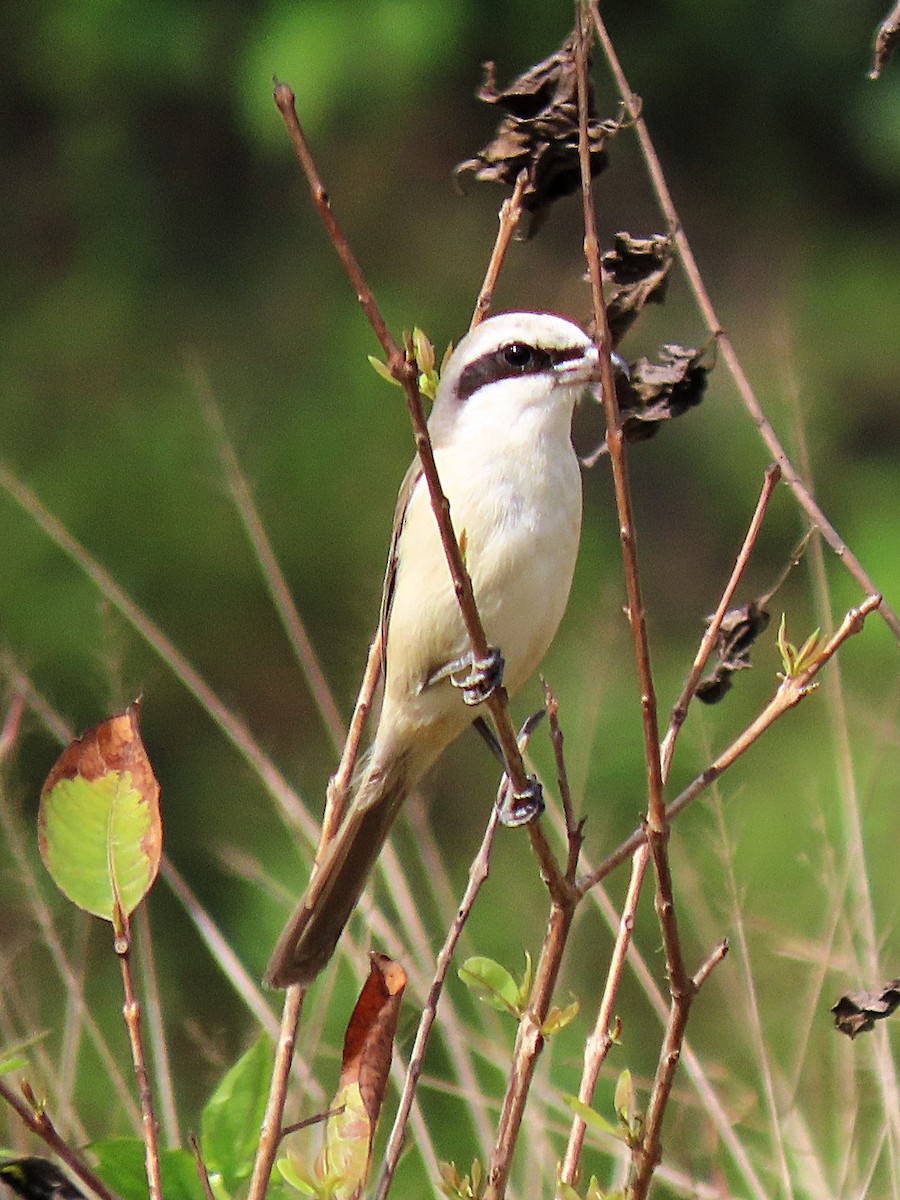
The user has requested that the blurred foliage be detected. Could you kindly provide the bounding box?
[1,0,899,1195]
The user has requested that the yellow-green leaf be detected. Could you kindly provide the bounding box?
[38,702,161,923]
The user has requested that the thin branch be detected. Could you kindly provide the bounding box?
[661,463,782,778]
[115,916,162,1200]
[274,82,571,909]
[246,986,304,1200]
[557,843,650,1192]
[484,898,577,1200]
[0,1079,122,1200]
[134,905,180,1149]
[376,808,501,1200]
[630,940,728,1200]
[188,1132,217,1200]
[470,170,529,330]
[588,0,900,643]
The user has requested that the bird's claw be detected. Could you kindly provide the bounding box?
[496,775,544,827]
[449,647,505,705]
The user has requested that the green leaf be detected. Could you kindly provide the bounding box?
[561,1096,627,1144]
[0,1032,48,1076]
[458,957,522,1017]
[367,356,400,387]
[201,1037,275,1192]
[614,1069,635,1124]
[541,996,580,1037]
[39,705,161,924]
[90,1139,204,1200]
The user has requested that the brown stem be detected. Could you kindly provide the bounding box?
[376,809,501,1200]
[246,986,304,1200]
[588,0,900,643]
[484,898,577,1200]
[579,592,883,896]
[661,463,782,778]
[557,844,650,1192]
[0,1080,122,1200]
[470,170,528,330]
[273,81,568,895]
[188,1132,217,1200]
[115,919,162,1200]
[629,940,729,1200]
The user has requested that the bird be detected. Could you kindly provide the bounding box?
[265,311,600,988]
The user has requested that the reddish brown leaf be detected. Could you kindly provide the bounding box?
[339,953,407,1127]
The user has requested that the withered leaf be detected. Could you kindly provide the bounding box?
[697,600,771,705]
[455,35,625,237]
[618,344,709,443]
[602,232,675,346]
[39,700,162,926]
[832,979,900,1038]
[317,954,407,1198]
[870,5,900,79]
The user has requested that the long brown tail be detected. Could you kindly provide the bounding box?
[264,748,412,988]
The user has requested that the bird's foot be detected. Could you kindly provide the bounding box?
[496,774,545,827]
[422,647,505,705]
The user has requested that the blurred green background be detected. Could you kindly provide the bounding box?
[2,0,899,1195]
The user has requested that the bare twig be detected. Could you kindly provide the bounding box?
[135,905,180,1149]
[661,463,782,778]
[0,1079,122,1200]
[588,0,900,643]
[376,808,502,1200]
[274,82,571,909]
[557,843,650,1192]
[630,940,729,1199]
[115,915,162,1200]
[484,897,577,1200]
[246,986,304,1200]
[470,170,529,330]
[188,1132,217,1200]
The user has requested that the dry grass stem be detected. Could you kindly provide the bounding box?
[0,465,312,843]
[135,905,180,1149]
[189,361,346,753]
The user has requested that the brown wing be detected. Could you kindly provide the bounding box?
[377,458,423,678]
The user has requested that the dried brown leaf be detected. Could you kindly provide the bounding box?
[455,35,625,237]
[832,979,900,1038]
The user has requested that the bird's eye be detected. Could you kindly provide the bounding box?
[502,342,535,369]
